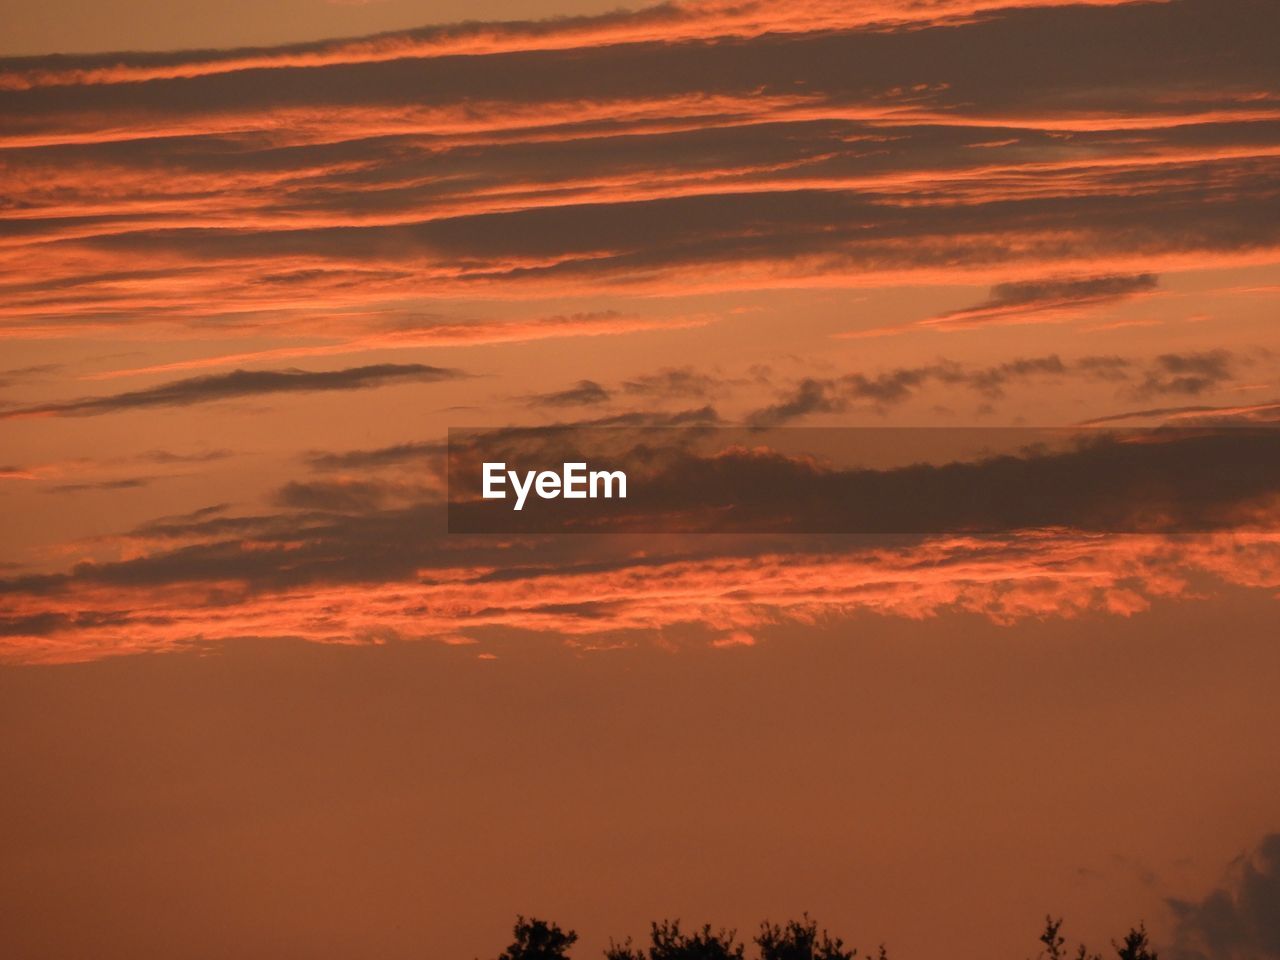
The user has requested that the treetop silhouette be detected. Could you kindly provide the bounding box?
[492,913,1157,960]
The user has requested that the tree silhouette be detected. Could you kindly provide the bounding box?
[756,914,875,960]
[1035,916,1100,960]
[495,916,579,960]
[1034,916,1155,960]
[605,920,745,960]
[1113,925,1157,960]
[494,912,1158,960]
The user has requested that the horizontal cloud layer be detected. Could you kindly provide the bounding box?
[0,363,461,419]
[6,421,1280,661]
[0,0,1277,343]
[5,517,1280,663]
[919,273,1160,328]
[1,0,1277,665]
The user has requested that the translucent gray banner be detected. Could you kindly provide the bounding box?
[447,425,1280,534]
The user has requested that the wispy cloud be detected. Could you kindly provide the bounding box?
[1081,398,1280,426]
[0,364,463,419]
[5,518,1280,664]
[522,379,612,408]
[7,420,1280,661]
[745,354,1150,425]
[45,477,152,494]
[0,0,1162,91]
[1,0,1278,666]
[920,274,1161,329]
[1,0,1276,343]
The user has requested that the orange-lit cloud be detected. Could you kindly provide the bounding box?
[1,0,1277,350]
[0,0,1165,91]
[1,0,1278,669]
[4,527,1279,665]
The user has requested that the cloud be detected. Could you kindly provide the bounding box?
[145,503,232,527]
[136,449,235,464]
[1081,399,1280,426]
[5,511,1280,663]
[273,480,395,513]
[307,440,441,471]
[1074,355,1134,381]
[922,274,1161,328]
[746,354,1140,424]
[519,367,739,414]
[847,366,950,403]
[82,312,703,380]
[0,450,235,488]
[449,426,1280,534]
[523,379,612,407]
[306,405,723,470]
[962,356,1069,396]
[1169,833,1280,960]
[748,377,849,427]
[0,364,462,419]
[1137,350,1236,396]
[6,417,1280,660]
[622,367,728,399]
[0,363,62,388]
[0,0,1162,92]
[2,0,1280,665]
[45,477,152,494]
[1,0,1278,340]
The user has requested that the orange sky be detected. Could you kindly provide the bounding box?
[1,0,1279,957]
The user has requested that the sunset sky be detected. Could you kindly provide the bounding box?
[2,0,1279,957]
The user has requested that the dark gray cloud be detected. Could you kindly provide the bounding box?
[1169,833,1280,960]
[0,363,62,388]
[1074,355,1134,381]
[1081,399,1280,426]
[741,363,960,424]
[274,479,393,513]
[987,275,1160,309]
[136,449,234,464]
[449,425,1280,534]
[145,503,232,527]
[0,364,463,419]
[622,367,728,399]
[1138,351,1236,397]
[846,366,948,403]
[52,181,1279,296]
[930,274,1160,326]
[0,610,137,638]
[520,367,739,415]
[0,501,496,600]
[4,1,1274,128]
[6,424,1280,616]
[46,477,151,494]
[748,377,849,427]
[962,356,1069,397]
[747,354,1139,425]
[523,379,612,408]
[131,510,289,542]
[745,349,1256,425]
[306,406,721,470]
[743,364,962,426]
[307,440,441,471]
